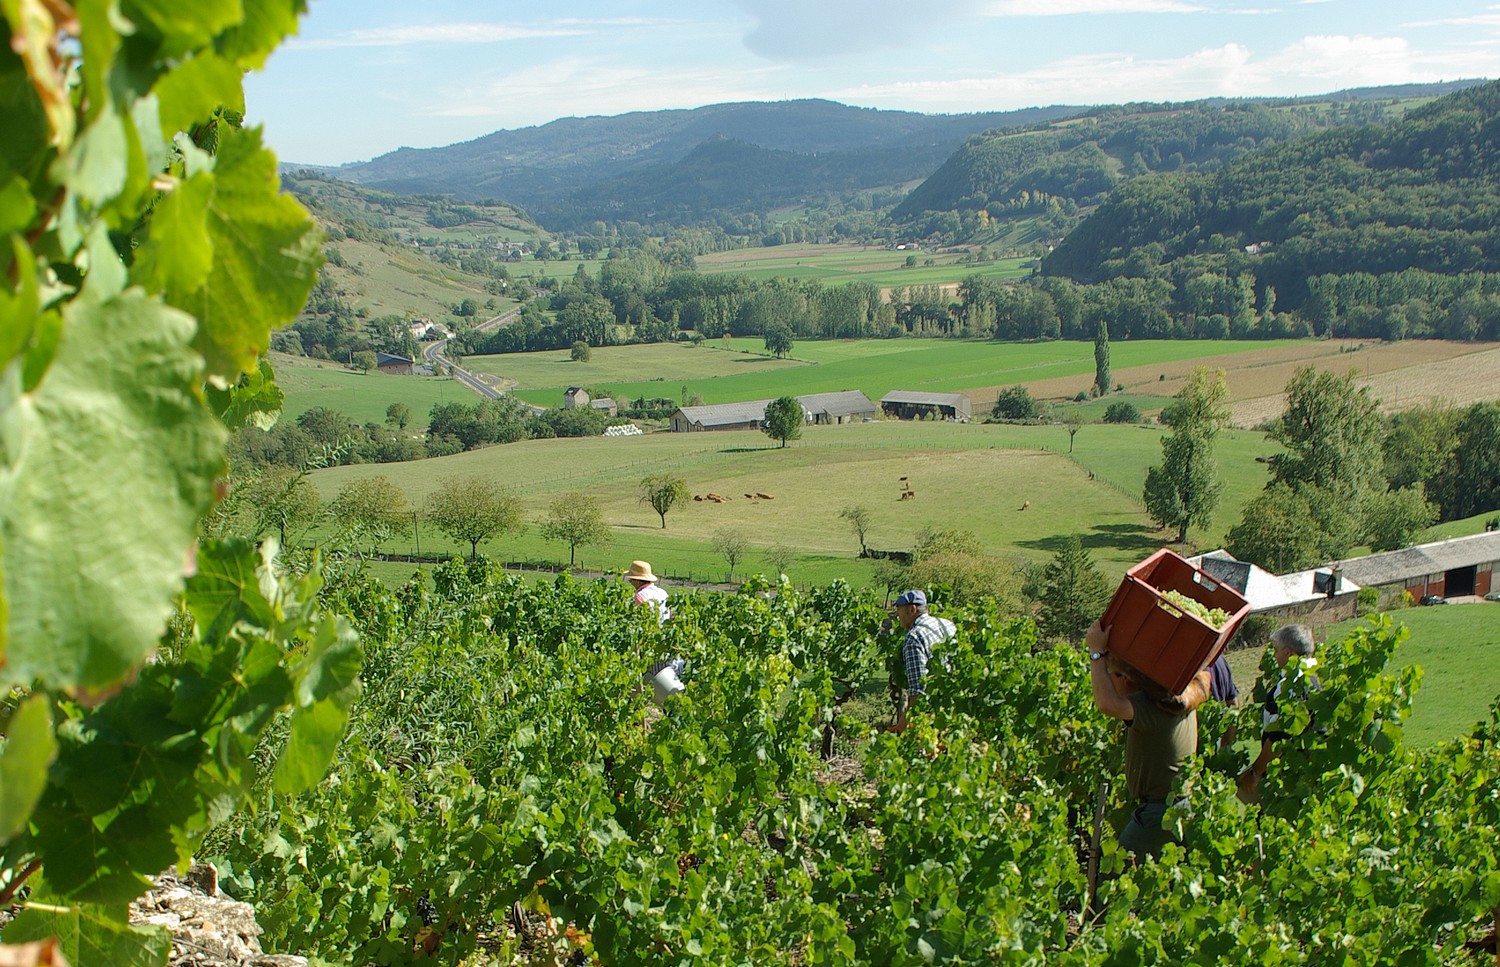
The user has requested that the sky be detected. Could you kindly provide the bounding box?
[244,0,1500,166]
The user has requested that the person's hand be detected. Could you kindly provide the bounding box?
[1085,619,1110,654]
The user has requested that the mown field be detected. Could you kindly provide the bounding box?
[694,242,1032,289]
[270,351,466,424]
[503,337,1310,410]
[1224,602,1500,747]
[460,341,806,397]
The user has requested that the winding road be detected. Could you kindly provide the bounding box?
[422,305,546,413]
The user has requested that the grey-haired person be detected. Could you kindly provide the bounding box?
[890,589,955,731]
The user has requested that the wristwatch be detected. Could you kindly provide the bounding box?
[1090,651,1105,661]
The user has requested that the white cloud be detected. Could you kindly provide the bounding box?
[827,34,1471,113]
[728,0,985,60]
[428,59,785,125]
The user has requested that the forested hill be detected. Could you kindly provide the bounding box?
[1042,79,1500,311]
[305,99,1084,227]
[890,81,1487,226]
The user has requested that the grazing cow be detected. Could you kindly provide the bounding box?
[1020,500,1031,510]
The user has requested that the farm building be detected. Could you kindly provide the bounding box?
[800,390,880,425]
[1334,531,1500,602]
[669,391,878,433]
[590,397,618,417]
[880,390,972,422]
[375,352,414,375]
[563,387,590,409]
[1187,550,1361,628]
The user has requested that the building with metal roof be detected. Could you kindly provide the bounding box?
[669,391,877,432]
[1334,531,1500,601]
[879,390,972,422]
[1188,550,1361,627]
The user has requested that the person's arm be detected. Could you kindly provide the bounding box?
[1086,621,1133,721]
[1179,668,1212,713]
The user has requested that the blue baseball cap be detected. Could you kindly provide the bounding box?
[894,590,927,607]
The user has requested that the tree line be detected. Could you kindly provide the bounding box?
[230,397,614,469]
[1143,366,1500,572]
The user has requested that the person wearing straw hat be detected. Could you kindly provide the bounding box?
[626,560,683,704]
[626,559,672,624]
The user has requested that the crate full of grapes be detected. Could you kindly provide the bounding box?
[1100,548,1251,694]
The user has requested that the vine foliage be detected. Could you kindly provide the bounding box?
[0,2,354,964]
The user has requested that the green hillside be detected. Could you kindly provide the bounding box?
[1044,80,1500,324]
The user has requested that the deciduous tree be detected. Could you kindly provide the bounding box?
[540,492,612,566]
[764,322,794,358]
[712,528,750,580]
[427,476,524,560]
[385,402,411,430]
[640,473,690,529]
[839,505,873,556]
[330,475,409,556]
[1143,368,1229,543]
[762,396,805,448]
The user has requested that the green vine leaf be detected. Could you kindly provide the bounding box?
[4,892,171,967]
[0,693,55,842]
[0,279,223,692]
[173,126,323,381]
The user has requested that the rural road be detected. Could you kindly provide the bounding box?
[423,305,545,413]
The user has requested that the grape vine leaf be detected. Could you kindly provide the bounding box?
[0,237,224,692]
[169,126,323,381]
[151,53,244,140]
[0,694,55,843]
[3,892,171,967]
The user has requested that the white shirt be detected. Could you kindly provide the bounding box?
[633,583,671,624]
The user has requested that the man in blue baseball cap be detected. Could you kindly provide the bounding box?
[890,589,955,731]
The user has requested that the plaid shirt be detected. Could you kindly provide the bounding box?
[902,613,955,696]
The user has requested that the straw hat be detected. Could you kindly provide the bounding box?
[625,560,658,583]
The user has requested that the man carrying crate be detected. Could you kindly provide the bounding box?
[1086,619,1211,858]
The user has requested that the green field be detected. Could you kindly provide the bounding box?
[1225,604,1500,747]
[305,419,1274,585]
[498,337,1305,409]
[461,341,805,395]
[269,352,464,425]
[695,243,1033,288]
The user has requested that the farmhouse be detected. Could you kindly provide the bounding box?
[669,390,878,432]
[1188,550,1361,627]
[590,397,619,418]
[1334,531,1500,602]
[375,352,414,375]
[880,390,973,422]
[563,387,590,409]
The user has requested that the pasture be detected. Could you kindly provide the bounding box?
[269,351,464,425]
[1224,603,1500,747]
[504,337,1310,410]
[694,242,1032,289]
[318,235,508,324]
[306,419,1276,583]
[461,341,806,394]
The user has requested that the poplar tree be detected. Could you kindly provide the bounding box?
[1093,320,1112,397]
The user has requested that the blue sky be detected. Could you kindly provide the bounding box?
[245,1,1500,166]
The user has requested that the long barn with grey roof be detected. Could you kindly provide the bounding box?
[880,390,972,422]
[1334,531,1500,601]
[670,391,878,432]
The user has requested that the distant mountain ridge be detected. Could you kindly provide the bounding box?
[295,99,1086,227]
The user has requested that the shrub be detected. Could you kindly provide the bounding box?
[1357,586,1380,615]
[991,385,1041,421]
[1104,401,1141,424]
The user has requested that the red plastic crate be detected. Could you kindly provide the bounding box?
[1100,548,1251,695]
